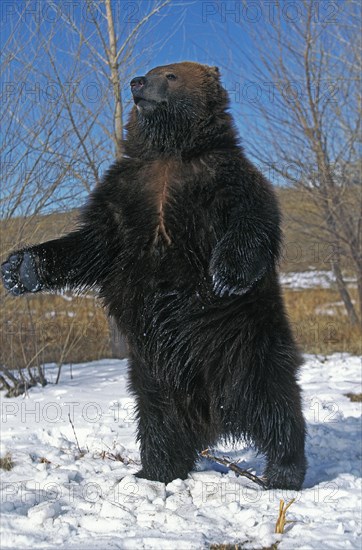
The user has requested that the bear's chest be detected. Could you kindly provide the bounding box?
[122,159,212,250]
[143,159,177,247]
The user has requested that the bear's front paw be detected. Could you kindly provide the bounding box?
[210,258,266,298]
[211,272,252,297]
[1,251,42,296]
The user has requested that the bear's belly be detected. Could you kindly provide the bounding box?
[124,287,252,366]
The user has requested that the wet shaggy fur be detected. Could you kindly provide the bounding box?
[1,62,307,489]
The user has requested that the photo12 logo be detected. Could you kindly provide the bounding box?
[1,1,144,24]
[1,400,136,425]
[225,80,339,105]
[201,1,340,24]
[1,81,103,105]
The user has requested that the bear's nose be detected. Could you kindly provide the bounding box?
[130,76,146,92]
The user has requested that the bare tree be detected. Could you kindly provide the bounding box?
[228,0,361,326]
[1,0,175,367]
[83,0,172,355]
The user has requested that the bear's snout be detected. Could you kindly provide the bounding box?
[130,74,168,110]
[130,76,146,97]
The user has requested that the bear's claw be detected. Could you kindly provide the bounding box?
[212,273,251,297]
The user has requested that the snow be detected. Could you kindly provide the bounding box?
[280,271,356,290]
[54,272,355,297]
[1,354,361,549]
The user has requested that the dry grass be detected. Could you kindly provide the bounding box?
[97,449,138,464]
[278,186,359,274]
[0,202,360,372]
[1,291,111,370]
[284,287,361,355]
[210,544,247,549]
[0,452,14,471]
[274,498,296,534]
[208,498,297,549]
[2,285,359,372]
[38,457,51,464]
[0,211,117,370]
[345,393,362,402]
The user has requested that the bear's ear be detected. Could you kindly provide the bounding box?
[208,66,220,78]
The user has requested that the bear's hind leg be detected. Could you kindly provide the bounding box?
[233,338,307,491]
[260,394,307,491]
[248,366,307,491]
[135,396,199,484]
[129,359,211,484]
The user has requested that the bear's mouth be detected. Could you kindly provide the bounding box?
[133,97,160,113]
[133,96,146,105]
[133,97,158,105]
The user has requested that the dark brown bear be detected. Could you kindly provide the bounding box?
[1,62,307,490]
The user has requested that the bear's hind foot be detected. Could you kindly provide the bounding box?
[264,458,307,491]
[134,467,190,485]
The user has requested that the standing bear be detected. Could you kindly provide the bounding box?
[2,62,306,490]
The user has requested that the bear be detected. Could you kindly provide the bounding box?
[1,62,306,490]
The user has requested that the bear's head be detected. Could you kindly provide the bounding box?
[130,62,226,116]
[125,62,237,157]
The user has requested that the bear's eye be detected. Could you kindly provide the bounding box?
[166,73,177,81]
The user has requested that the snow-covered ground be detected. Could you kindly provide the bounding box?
[1,354,361,549]
[280,270,356,290]
[53,271,354,297]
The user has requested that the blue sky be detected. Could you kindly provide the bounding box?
[1,0,270,134]
[113,0,274,129]
[1,0,355,214]
[1,0,351,130]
